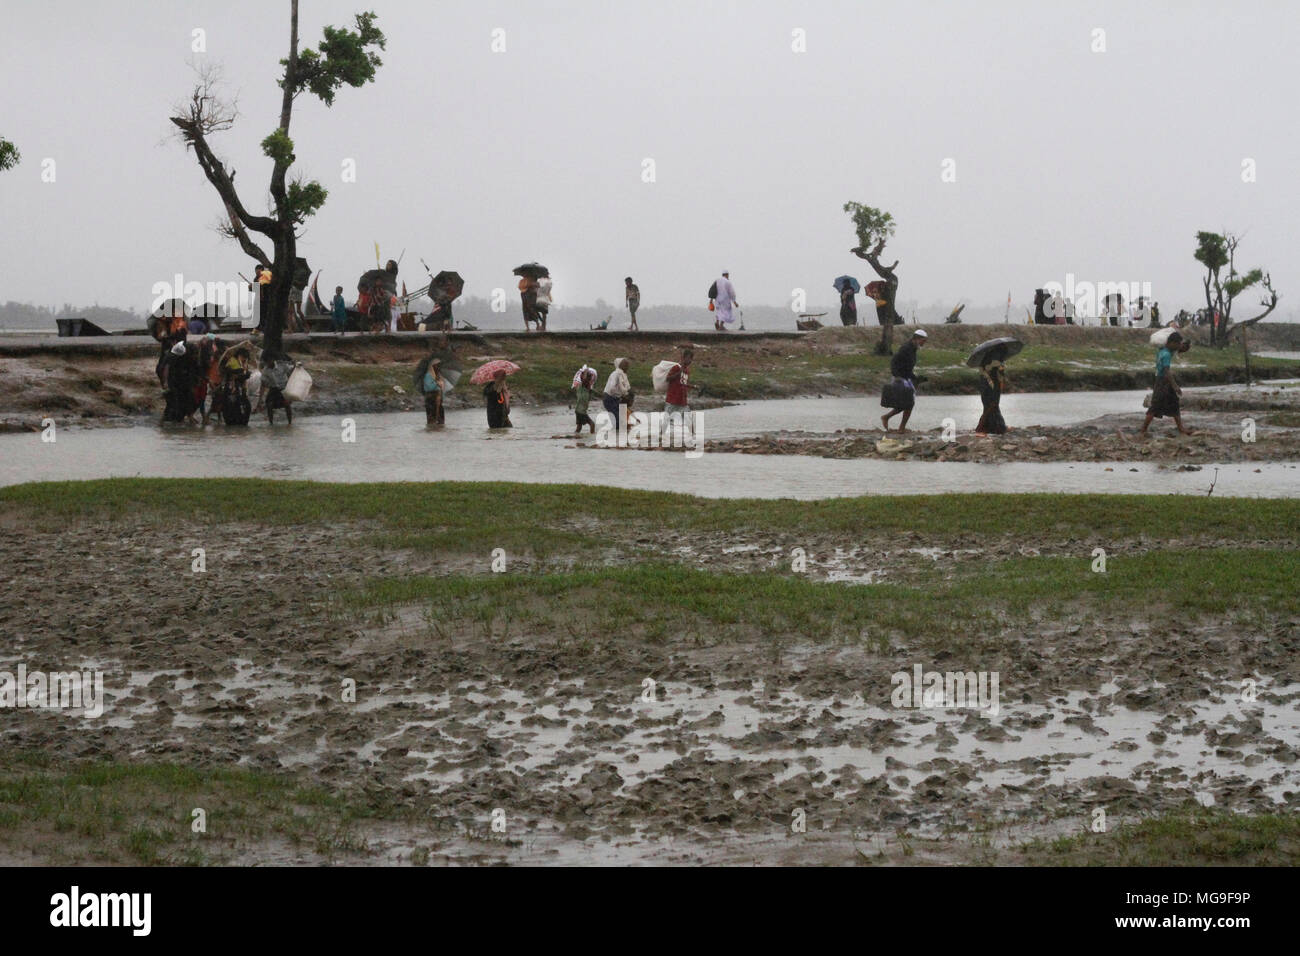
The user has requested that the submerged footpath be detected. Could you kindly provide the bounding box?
[1,323,1297,430]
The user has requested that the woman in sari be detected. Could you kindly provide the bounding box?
[1139,332,1193,436]
[975,347,1009,436]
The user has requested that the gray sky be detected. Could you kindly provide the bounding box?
[1,0,1297,318]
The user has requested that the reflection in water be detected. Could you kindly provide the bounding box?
[5,395,1300,499]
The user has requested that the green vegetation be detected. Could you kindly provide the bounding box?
[285,332,1300,409]
[1019,807,1300,866]
[488,340,1298,403]
[0,749,400,865]
[4,480,1298,556]
[0,136,18,172]
[336,547,1298,652]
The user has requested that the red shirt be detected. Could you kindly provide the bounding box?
[666,364,689,406]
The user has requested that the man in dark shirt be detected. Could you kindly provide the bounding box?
[882,329,927,432]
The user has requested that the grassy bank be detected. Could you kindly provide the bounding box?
[3,323,1297,425]
[308,329,1300,405]
[3,479,1299,553]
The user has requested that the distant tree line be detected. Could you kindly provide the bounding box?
[0,301,144,331]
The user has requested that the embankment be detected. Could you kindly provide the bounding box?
[1,323,1296,428]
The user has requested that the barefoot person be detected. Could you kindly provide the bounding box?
[662,346,694,440]
[1139,332,1193,436]
[573,369,598,435]
[625,277,640,331]
[602,357,632,435]
[881,329,926,432]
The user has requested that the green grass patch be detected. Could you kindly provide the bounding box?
[0,749,401,865]
[3,480,1297,559]
[338,547,1300,650]
[1020,807,1300,866]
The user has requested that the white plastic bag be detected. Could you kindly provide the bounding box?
[284,364,313,403]
[246,369,262,396]
[651,360,677,395]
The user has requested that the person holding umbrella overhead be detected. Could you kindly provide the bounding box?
[881,329,927,432]
[514,263,548,332]
[471,359,520,429]
[967,337,1023,436]
[428,271,464,332]
[834,276,860,326]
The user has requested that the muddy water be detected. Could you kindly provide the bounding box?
[5,393,1300,497]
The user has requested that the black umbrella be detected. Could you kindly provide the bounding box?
[512,262,549,279]
[359,267,398,298]
[431,271,465,300]
[967,337,1024,368]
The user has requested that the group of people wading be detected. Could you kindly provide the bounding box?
[879,327,1193,437]
[151,302,297,426]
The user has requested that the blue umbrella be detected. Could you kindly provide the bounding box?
[833,275,861,294]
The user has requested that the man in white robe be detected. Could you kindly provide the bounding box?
[713,271,738,329]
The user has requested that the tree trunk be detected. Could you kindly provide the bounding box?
[1241,324,1251,387]
[262,0,301,358]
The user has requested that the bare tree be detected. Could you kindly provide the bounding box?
[170,1,385,354]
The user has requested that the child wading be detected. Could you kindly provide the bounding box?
[574,369,598,434]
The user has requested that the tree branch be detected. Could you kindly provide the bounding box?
[170,81,279,238]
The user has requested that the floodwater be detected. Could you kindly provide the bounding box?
[5,392,1300,498]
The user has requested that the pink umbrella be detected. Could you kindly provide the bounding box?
[469,359,521,385]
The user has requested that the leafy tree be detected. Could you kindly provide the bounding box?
[1194,231,1278,348]
[844,202,902,355]
[170,1,385,354]
[0,137,19,172]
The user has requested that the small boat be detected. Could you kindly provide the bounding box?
[796,312,826,332]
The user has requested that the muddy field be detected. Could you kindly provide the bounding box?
[2,504,1296,865]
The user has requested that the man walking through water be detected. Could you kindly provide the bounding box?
[663,346,694,443]
[712,270,738,331]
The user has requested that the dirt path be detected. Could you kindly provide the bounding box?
[706,410,1300,465]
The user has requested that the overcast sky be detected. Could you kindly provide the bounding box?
[1,0,1296,318]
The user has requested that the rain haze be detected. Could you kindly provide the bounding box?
[1,0,1297,324]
